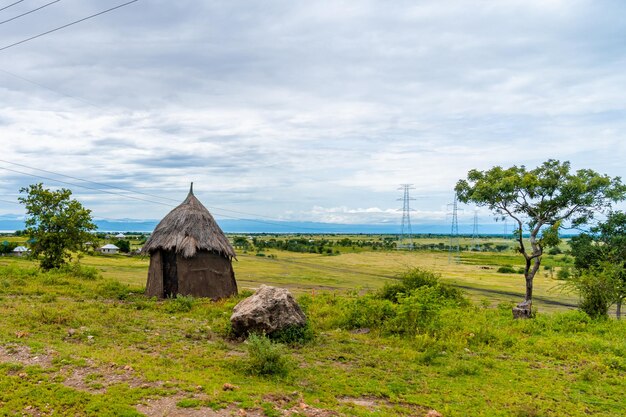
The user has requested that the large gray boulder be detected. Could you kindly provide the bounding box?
[230,285,307,336]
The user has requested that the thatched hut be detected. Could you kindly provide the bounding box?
[142,184,237,299]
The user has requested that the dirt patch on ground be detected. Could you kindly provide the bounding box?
[338,396,379,408]
[0,345,340,417]
[338,396,436,416]
[282,404,338,416]
[136,394,339,417]
[136,397,266,417]
[58,362,159,394]
[0,344,54,368]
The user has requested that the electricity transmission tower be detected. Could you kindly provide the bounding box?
[503,218,509,239]
[397,184,415,250]
[471,209,481,251]
[448,193,460,264]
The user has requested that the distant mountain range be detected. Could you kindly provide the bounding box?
[0,214,508,235]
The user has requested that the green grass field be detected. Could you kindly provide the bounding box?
[71,246,578,313]
[0,239,623,416]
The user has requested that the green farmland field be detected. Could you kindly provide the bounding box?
[0,237,623,416]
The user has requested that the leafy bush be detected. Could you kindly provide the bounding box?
[336,295,396,329]
[244,333,291,376]
[548,247,563,255]
[114,240,131,253]
[563,266,619,319]
[386,286,445,335]
[378,268,464,303]
[269,322,314,345]
[332,268,468,336]
[557,267,571,280]
[497,266,516,274]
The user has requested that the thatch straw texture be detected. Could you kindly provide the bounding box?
[142,188,236,259]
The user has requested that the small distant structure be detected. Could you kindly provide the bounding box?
[99,244,120,254]
[142,183,237,299]
[12,246,30,257]
[114,233,126,239]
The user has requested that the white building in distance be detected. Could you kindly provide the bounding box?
[99,244,120,254]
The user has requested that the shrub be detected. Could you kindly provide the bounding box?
[244,333,291,376]
[548,247,562,255]
[337,295,396,329]
[114,240,131,253]
[269,322,314,345]
[565,267,620,319]
[386,286,445,335]
[556,267,571,280]
[497,266,516,274]
[378,268,464,304]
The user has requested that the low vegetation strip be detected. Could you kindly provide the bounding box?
[0,262,624,416]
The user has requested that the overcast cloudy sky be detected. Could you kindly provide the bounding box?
[1,0,625,228]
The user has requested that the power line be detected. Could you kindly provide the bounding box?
[0,0,25,13]
[0,165,176,206]
[0,159,178,203]
[0,159,302,222]
[0,68,104,109]
[0,165,331,232]
[0,198,20,205]
[0,0,139,53]
[0,0,61,26]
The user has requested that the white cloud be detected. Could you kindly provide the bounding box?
[0,0,625,227]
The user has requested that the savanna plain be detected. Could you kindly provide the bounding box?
[0,235,624,417]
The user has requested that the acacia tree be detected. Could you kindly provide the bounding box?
[570,211,626,318]
[18,183,96,270]
[455,160,625,318]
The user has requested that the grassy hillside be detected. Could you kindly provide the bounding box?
[0,242,623,416]
[69,245,578,313]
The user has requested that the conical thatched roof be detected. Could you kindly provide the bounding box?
[142,184,236,259]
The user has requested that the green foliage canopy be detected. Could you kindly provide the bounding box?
[456,160,625,231]
[570,211,626,318]
[18,183,96,270]
[456,160,625,309]
[114,239,131,253]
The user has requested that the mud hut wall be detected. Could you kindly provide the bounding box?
[145,250,164,297]
[176,251,237,299]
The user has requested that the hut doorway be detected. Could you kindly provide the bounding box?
[162,251,178,297]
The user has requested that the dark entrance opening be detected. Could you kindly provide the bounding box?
[162,250,178,297]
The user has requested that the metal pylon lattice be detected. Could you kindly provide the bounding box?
[397,184,415,250]
[448,193,460,264]
[471,209,481,251]
[503,218,509,239]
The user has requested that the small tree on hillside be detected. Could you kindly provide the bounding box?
[115,239,131,253]
[18,183,96,270]
[570,211,626,318]
[0,241,17,254]
[455,160,625,318]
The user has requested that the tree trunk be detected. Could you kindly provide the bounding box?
[513,247,541,319]
[512,224,544,319]
[617,299,622,320]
